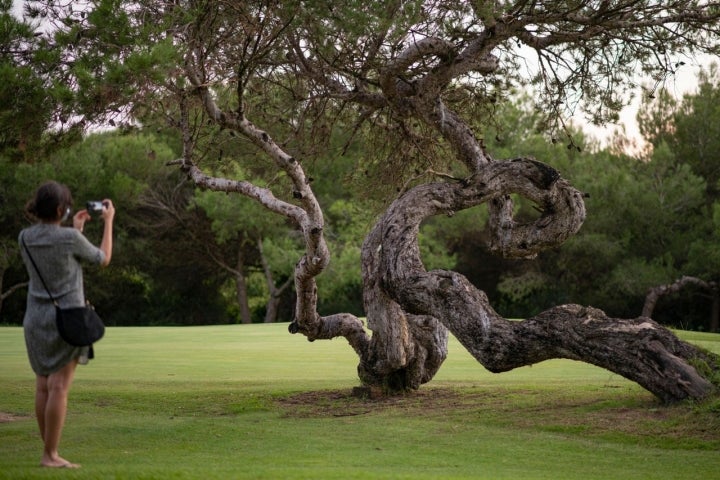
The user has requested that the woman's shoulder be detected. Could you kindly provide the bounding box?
[20,224,81,245]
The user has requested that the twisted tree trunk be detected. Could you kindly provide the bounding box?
[371,159,718,403]
[359,226,448,391]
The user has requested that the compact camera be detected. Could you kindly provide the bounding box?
[86,201,107,216]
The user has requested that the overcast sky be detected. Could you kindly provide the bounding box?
[585,54,711,149]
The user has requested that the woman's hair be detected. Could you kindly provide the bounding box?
[25,181,73,221]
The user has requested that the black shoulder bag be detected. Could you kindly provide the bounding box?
[21,233,105,348]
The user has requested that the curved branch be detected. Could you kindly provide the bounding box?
[185,60,327,263]
[181,60,370,355]
[0,281,28,301]
[383,158,586,263]
[643,276,718,318]
[180,163,306,222]
[426,99,494,172]
[376,158,717,403]
[514,3,720,50]
[287,35,388,110]
[381,37,457,82]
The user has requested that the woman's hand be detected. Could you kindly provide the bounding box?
[101,199,115,223]
[72,210,91,232]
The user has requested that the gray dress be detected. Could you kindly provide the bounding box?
[19,223,106,376]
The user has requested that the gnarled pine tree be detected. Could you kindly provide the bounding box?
[25,0,720,402]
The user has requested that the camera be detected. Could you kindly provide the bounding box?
[86,201,106,216]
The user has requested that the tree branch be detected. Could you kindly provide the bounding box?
[643,276,718,318]
[374,157,717,402]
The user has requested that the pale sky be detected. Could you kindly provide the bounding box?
[583,55,711,149]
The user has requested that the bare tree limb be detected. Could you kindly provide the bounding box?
[643,276,718,318]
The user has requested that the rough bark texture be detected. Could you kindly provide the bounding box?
[372,162,718,403]
[360,226,448,391]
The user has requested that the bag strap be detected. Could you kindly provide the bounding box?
[20,232,58,305]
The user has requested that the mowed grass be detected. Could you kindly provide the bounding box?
[0,324,719,480]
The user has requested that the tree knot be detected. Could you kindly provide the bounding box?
[512,157,560,190]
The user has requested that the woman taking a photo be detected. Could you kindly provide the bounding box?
[19,181,115,468]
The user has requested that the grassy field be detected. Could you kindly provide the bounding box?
[0,324,719,479]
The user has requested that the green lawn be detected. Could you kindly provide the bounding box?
[1,324,719,479]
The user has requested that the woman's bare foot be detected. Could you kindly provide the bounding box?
[40,455,80,468]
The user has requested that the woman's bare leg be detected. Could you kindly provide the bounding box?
[35,375,49,442]
[39,359,80,468]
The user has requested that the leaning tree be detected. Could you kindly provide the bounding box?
[24,0,720,403]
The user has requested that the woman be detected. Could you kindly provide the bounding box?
[19,181,115,468]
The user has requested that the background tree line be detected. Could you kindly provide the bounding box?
[1,2,719,332]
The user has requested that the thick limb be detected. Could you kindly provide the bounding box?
[378,158,719,403]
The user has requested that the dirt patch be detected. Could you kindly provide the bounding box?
[276,386,720,448]
[0,412,31,423]
[278,387,469,418]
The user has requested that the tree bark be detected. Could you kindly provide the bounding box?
[359,226,448,391]
[372,160,718,403]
